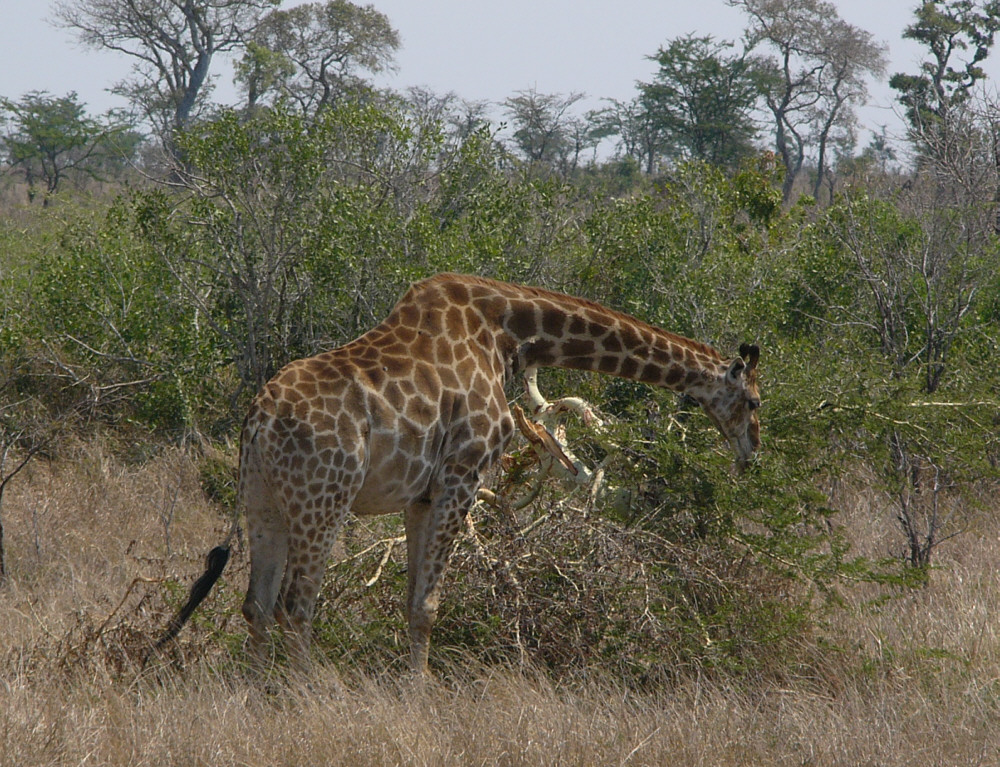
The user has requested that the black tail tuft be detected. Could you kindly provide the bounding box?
[152,545,230,652]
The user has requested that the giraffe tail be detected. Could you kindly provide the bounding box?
[150,544,230,654]
[149,514,239,657]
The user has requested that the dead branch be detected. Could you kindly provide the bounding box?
[512,404,577,475]
[487,367,632,515]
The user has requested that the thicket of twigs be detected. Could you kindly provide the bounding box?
[3,437,1000,766]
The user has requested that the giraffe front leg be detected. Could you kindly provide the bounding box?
[404,487,475,675]
[404,501,431,669]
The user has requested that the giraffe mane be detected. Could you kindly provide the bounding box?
[419,273,726,362]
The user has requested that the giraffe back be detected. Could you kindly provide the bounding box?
[238,277,518,519]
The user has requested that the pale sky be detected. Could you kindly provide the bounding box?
[0,0,970,153]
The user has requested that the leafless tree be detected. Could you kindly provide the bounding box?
[808,19,887,200]
[0,386,66,584]
[888,432,964,570]
[55,0,276,140]
[730,0,887,202]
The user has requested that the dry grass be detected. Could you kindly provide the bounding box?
[3,440,1000,766]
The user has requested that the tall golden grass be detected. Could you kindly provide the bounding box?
[3,439,1000,766]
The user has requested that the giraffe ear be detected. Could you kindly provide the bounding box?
[739,343,760,370]
[727,357,746,381]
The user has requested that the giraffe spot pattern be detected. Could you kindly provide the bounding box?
[236,272,760,674]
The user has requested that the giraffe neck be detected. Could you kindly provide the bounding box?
[393,274,729,402]
[502,289,727,400]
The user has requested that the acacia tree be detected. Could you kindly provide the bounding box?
[55,0,277,141]
[890,0,1000,224]
[638,34,763,170]
[730,0,886,202]
[236,0,399,114]
[887,0,1000,350]
[503,89,591,173]
[890,0,1000,131]
[1,91,138,204]
[588,97,662,173]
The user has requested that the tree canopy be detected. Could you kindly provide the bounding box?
[638,34,763,170]
[55,0,278,137]
[890,0,1000,129]
[237,0,399,113]
[729,0,887,201]
[1,91,138,203]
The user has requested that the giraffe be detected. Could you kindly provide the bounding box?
[156,273,761,674]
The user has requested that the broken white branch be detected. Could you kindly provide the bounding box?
[523,366,603,427]
[488,367,633,514]
[364,537,401,588]
[513,404,577,476]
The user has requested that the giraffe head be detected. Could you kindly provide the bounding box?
[702,343,761,472]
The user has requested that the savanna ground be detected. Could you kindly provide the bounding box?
[5,77,1000,767]
[3,438,999,767]
[6,3,1000,757]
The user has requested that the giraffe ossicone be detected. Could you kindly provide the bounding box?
[156,273,762,673]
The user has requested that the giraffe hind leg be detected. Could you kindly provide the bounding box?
[241,506,289,666]
[275,520,346,671]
